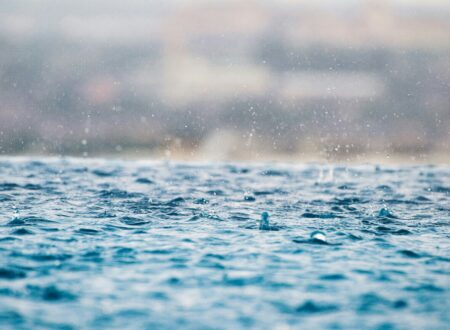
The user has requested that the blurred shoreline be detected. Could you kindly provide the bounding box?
[3,147,450,165]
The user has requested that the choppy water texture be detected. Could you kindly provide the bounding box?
[0,159,449,330]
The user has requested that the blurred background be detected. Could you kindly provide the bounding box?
[0,0,449,162]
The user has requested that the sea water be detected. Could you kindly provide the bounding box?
[0,158,449,329]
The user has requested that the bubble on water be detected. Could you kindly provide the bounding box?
[310,231,327,242]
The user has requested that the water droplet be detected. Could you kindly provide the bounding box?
[310,231,327,242]
[259,212,270,230]
[378,207,396,218]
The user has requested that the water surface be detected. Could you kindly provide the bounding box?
[0,159,449,329]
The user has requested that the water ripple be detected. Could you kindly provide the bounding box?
[0,159,448,329]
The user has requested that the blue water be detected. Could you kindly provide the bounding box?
[0,158,449,330]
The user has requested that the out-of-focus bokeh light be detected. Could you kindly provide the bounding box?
[1,0,449,162]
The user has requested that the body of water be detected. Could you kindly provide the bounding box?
[0,158,449,329]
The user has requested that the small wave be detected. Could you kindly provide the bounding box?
[99,189,143,199]
[0,267,27,280]
[119,216,150,226]
[92,169,120,177]
[302,212,342,219]
[27,285,77,302]
[295,300,339,314]
[11,228,34,235]
[358,293,408,313]
[76,228,101,235]
[398,249,423,258]
[259,169,290,177]
[6,216,56,226]
[0,182,20,191]
[135,177,154,184]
